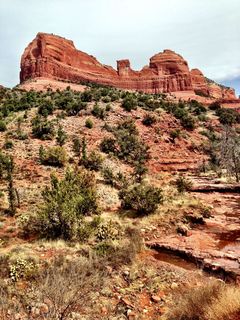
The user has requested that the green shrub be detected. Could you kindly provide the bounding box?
[121,96,138,112]
[115,129,149,164]
[81,150,103,171]
[96,220,120,241]
[102,96,111,103]
[194,104,207,115]
[38,100,54,117]
[200,128,218,142]
[91,103,106,119]
[100,119,149,165]
[198,114,208,122]
[169,129,181,143]
[175,175,193,193]
[101,167,115,186]
[173,107,188,119]
[9,258,38,282]
[142,113,157,126]
[119,183,163,215]
[81,90,93,102]
[117,118,138,135]
[115,119,149,164]
[31,169,99,240]
[132,162,148,182]
[171,105,196,130]
[18,133,28,140]
[56,125,67,146]
[0,153,18,216]
[209,101,221,110]
[66,101,87,116]
[31,115,55,140]
[72,136,81,156]
[216,108,237,126]
[0,120,7,132]
[105,104,112,112]
[189,100,207,115]
[4,140,13,150]
[180,115,196,130]
[85,118,93,129]
[94,242,115,256]
[101,167,127,188]
[39,146,67,167]
[100,137,116,154]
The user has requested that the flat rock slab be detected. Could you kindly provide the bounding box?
[190,184,240,193]
[146,189,240,283]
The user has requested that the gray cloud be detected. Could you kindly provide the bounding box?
[0,0,239,94]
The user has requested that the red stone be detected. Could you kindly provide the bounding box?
[20,33,237,99]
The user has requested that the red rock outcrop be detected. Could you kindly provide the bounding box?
[190,69,209,96]
[208,83,236,100]
[20,33,237,99]
[190,69,237,100]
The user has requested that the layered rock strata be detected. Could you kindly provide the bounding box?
[20,33,237,99]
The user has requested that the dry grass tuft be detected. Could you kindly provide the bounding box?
[205,285,240,320]
[167,280,240,320]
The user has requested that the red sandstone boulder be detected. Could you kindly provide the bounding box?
[20,32,237,99]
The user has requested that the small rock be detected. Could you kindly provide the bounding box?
[176,224,189,236]
[122,298,134,308]
[106,266,113,274]
[151,295,161,303]
[123,270,130,276]
[31,307,40,318]
[127,309,136,319]
[70,312,82,319]
[39,303,49,314]
[101,307,108,315]
[171,282,178,289]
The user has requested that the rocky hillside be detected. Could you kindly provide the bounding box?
[20,33,237,101]
[0,84,218,173]
[0,81,239,319]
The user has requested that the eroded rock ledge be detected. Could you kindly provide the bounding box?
[147,240,240,283]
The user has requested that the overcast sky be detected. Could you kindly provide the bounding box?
[0,0,239,94]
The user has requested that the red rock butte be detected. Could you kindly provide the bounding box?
[20,33,237,100]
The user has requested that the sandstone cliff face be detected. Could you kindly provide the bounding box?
[20,33,117,85]
[20,33,237,99]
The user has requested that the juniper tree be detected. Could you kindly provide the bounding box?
[72,136,82,156]
[0,153,19,215]
[56,125,67,146]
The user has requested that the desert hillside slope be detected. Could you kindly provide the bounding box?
[0,76,239,319]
